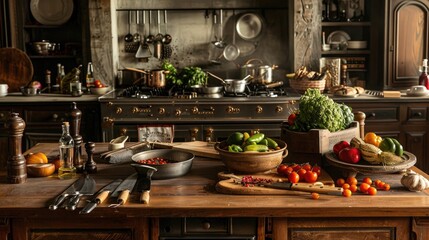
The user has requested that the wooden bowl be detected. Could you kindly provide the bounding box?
[27,163,55,177]
[214,139,288,174]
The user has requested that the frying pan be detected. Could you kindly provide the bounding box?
[236,12,265,41]
[0,48,34,92]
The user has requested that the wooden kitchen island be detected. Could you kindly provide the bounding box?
[1,143,429,240]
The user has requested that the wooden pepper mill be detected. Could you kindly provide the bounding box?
[6,112,27,184]
[70,102,83,172]
[85,142,97,173]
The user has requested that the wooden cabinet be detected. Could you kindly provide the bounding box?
[14,0,90,84]
[0,101,101,170]
[385,0,429,88]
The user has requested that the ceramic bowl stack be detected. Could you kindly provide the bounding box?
[0,84,8,97]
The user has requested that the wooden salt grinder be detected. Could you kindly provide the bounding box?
[85,142,97,173]
[70,102,83,172]
[6,112,27,184]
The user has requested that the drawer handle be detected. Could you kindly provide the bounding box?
[368,112,376,118]
[413,112,423,117]
[51,113,59,121]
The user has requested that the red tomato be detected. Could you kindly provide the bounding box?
[362,177,372,185]
[333,141,350,156]
[367,187,377,195]
[383,183,391,191]
[312,165,322,176]
[288,172,299,183]
[336,178,345,187]
[297,169,307,181]
[277,164,288,175]
[346,177,358,186]
[304,171,318,183]
[349,184,358,193]
[284,167,294,176]
[360,183,370,193]
[311,192,320,200]
[342,189,352,197]
[302,163,312,171]
[288,113,297,126]
[290,163,301,172]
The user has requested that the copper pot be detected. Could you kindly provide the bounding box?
[147,69,168,88]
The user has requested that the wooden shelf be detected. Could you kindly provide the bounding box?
[322,50,371,55]
[321,21,371,27]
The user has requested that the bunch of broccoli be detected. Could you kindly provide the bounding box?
[290,89,354,132]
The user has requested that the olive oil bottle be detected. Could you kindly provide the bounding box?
[58,122,76,179]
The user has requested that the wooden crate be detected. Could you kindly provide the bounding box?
[280,122,359,165]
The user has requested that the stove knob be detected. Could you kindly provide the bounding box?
[191,106,198,114]
[132,107,139,114]
[256,105,263,113]
[175,109,182,116]
[115,107,122,114]
[275,106,284,113]
[159,107,165,115]
[107,102,113,107]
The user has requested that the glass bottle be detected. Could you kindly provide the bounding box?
[45,70,51,93]
[419,59,429,90]
[56,63,62,87]
[58,122,76,179]
[86,62,94,90]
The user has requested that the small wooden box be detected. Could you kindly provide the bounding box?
[280,122,359,165]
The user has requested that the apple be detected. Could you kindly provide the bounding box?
[333,140,350,157]
[338,147,361,164]
[29,80,42,89]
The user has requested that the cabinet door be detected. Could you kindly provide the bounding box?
[387,0,429,88]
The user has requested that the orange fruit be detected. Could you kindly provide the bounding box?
[26,152,48,164]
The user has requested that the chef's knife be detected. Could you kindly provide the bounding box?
[79,179,123,214]
[110,173,138,206]
[49,177,85,210]
[134,165,157,204]
[65,174,97,211]
[260,182,343,195]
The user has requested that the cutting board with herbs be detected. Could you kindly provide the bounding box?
[216,169,335,195]
[153,141,220,159]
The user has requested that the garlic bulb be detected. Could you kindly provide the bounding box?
[400,169,429,192]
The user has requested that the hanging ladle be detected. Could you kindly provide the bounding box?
[145,11,154,44]
[213,9,227,48]
[124,11,133,42]
[223,10,240,61]
[162,10,172,44]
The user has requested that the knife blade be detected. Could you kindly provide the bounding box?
[134,165,157,204]
[49,177,85,210]
[110,173,138,206]
[79,179,123,214]
[65,174,97,211]
[260,182,343,195]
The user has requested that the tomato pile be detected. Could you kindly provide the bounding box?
[277,163,321,184]
[335,176,391,197]
[136,157,169,165]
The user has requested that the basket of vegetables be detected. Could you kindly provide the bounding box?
[281,88,358,164]
[214,131,288,174]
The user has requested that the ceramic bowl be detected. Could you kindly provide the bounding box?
[347,41,368,49]
[90,86,111,95]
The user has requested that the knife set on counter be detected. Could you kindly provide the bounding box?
[49,168,156,214]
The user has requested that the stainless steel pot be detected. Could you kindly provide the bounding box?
[241,59,278,84]
[224,78,248,93]
[191,85,224,94]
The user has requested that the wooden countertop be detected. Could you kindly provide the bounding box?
[1,143,429,219]
[0,92,100,103]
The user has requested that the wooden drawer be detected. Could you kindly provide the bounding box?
[407,107,427,122]
[352,107,399,122]
[24,109,69,125]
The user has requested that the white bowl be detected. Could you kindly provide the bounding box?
[90,86,111,95]
[347,41,368,49]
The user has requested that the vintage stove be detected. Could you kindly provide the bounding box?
[99,85,299,142]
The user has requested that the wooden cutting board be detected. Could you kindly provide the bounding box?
[153,141,220,159]
[0,48,33,92]
[216,169,335,195]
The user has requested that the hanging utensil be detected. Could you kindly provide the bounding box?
[223,10,240,61]
[136,10,152,59]
[133,10,141,42]
[145,11,154,44]
[153,10,163,59]
[214,9,226,48]
[124,11,133,42]
[155,10,163,41]
[162,10,172,44]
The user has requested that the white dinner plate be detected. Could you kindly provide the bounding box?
[30,0,74,25]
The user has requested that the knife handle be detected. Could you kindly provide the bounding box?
[65,194,81,211]
[49,194,67,210]
[140,190,150,204]
[118,190,131,204]
[96,191,110,204]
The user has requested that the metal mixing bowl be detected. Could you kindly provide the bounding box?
[20,86,40,96]
[131,149,195,179]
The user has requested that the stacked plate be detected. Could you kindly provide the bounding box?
[30,0,74,25]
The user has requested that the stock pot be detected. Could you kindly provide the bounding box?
[126,67,168,88]
[241,59,278,84]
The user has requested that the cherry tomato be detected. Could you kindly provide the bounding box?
[290,163,301,172]
[336,178,346,187]
[373,179,382,187]
[297,169,307,181]
[288,172,299,183]
[346,177,358,186]
[311,192,320,200]
[277,164,288,175]
[362,177,372,185]
[349,184,358,193]
[304,171,318,183]
[360,183,370,193]
[342,183,350,190]
[342,189,352,197]
[367,187,377,195]
[302,163,312,171]
[383,183,391,191]
[376,181,386,189]
[285,167,294,176]
[312,165,322,176]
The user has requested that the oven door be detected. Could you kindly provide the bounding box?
[159,217,257,240]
